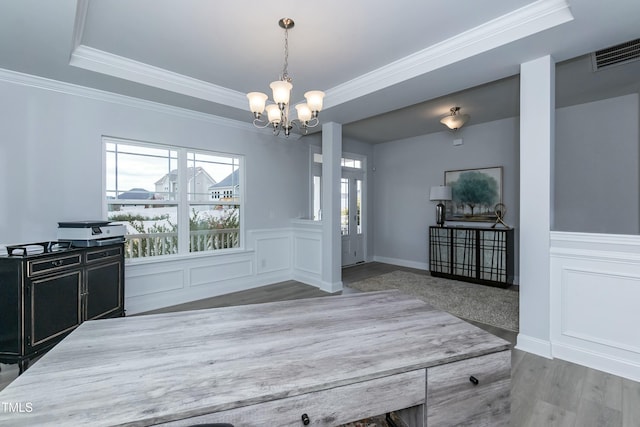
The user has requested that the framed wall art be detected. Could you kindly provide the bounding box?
[444,166,503,222]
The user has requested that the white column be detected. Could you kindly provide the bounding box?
[517,55,555,358]
[321,122,343,292]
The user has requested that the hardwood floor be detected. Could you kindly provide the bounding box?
[2,262,639,426]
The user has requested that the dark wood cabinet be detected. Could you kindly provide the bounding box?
[0,243,124,372]
[429,226,514,288]
[85,246,124,320]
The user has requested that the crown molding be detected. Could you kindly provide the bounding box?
[325,0,573,108]
[70,0,89,52]
[0,67,302,141]
[0,67,259,131]
[69,44,248,110]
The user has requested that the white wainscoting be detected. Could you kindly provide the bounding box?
[550,231,640,382]
[251,230,291,276]
[291,220,327,290]
[125,229,294,314]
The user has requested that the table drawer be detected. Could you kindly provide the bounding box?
[159,369,426,427]
[426,350,511,427]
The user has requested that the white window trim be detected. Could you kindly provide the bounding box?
[102,136,245,262]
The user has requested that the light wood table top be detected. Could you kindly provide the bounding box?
[0,290,509,426]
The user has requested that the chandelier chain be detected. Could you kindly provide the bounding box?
[282,27,290,81]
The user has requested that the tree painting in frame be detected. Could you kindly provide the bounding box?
[444,166,502,222]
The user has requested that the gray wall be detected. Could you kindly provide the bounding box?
[369,92,640,280]
[371,117,520,272]
[0,77,310,245]
[554,93,640,234]
[4,68,638,280]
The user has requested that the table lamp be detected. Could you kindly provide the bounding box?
[429,185,452,226]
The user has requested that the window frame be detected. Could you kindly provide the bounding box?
[103,136,245,262]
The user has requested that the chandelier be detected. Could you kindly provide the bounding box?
[246,18,325,137]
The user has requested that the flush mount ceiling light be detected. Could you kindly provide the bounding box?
[440,107,469,131]
[246,18,325,137]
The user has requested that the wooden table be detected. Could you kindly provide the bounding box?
[0,290,511,426]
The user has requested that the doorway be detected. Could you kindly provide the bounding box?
[341,171,364,266]
[310,149,366,266]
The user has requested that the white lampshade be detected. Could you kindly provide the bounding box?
[270,80,293,105]
[440,115,469,130]
[265,104,282,124]
[246,92,268,114]
[295,103,312,122]
[440,107,469,130]
[304,90,325,112]
[429,185,452,201]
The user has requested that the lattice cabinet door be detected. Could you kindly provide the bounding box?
[452,228,477,278]
[429,227,451,275]
[478,229,511,283]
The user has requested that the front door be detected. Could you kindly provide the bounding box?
[341,173,364,266]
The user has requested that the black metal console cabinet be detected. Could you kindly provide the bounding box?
[429,226,514,288]
[0,243,124,373]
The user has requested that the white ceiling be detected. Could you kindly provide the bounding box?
[1,0,639,143]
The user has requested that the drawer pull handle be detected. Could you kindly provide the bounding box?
[469,375,479,385]
[51,260,64,267]
[301,413,310,425]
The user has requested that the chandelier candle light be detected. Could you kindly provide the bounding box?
[247,18,325,137]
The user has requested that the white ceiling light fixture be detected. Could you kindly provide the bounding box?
[440,107,469,131]
[246,18,325,137]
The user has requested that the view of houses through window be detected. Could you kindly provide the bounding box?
[105,138,242,259]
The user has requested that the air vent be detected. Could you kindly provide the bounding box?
[591,38,640,71]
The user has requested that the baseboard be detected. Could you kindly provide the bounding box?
[552,342,640,383]
[291,271,322,288]
[317,280,343,293]
[372,256,429,271]
[515,334,553,359]
[292,271,343,294]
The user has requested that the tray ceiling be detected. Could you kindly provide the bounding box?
[0,0,639,142]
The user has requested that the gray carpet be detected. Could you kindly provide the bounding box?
[349,270,519,332]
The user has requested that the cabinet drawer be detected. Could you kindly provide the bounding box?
[426,350,511,427]
[27,254,82,277]
[86,246,122,264]
[158,369,425,427]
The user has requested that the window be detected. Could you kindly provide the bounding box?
[341,178,349,235]
[312,153,363,170]
[341,158,362,169]
[105,138,242,260]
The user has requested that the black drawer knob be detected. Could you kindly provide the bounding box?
[301,413,310,425]
[469,375,479,385]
